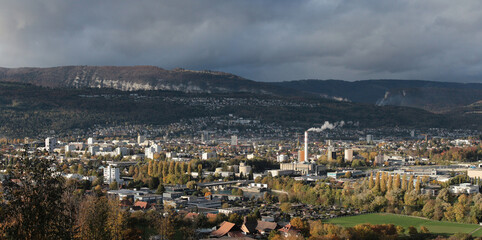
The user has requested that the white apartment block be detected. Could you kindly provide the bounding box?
[104,165,121,184]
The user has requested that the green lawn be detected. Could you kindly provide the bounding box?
[472,227,482,237]
[326,213,481,236]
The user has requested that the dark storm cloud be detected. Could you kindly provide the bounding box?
[0,0,481,82]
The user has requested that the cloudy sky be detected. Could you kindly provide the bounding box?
[0,0,481,82]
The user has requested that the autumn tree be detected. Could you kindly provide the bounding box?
[393,174,401,191]
[387,174,393,191]
[76,196,110,240]
[290,217,309,236]
[369,172,374,189]
[374,172,381,193]
[415,176,421,194]
[0,157,74,239]
[157,216,175,240]
[401,174,408,192]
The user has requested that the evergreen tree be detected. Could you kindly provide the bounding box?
[156,184,165,194]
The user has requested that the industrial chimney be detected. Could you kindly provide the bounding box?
[304,131,308,163]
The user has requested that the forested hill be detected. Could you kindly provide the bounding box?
[0,65,481,113]
[0,66,298,95]
[0,81,479,137]
[272,79,482,113]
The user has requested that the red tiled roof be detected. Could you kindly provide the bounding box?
[184,212,199,220]
[207,213,217,219]
[211,221,235,237]
[279,223,299,232]
[134,201,148,209]
[228,231,245,238]
[256,221,277,232]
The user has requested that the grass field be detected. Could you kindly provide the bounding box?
[472,228,482,237]
[325,213,482,236]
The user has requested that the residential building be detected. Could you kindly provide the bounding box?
[104,164,121,184]
[449,183,479,194]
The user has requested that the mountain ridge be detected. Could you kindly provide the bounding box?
[0,65,298,95]
[1,66,481,112]
[271,79,482,112]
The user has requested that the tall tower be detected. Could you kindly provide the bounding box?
[304,131,308,163]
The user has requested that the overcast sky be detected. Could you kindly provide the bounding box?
[0,0,481,82]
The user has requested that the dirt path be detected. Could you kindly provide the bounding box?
[469,226,481,235]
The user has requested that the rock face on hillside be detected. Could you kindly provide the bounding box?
[1,65,481,113]
[273,79,482,112]
[375,88,482,112]
[0,66,284,94]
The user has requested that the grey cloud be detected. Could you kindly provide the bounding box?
[0,0,481,82]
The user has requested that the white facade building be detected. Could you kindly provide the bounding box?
[137,134,146,145]
[166,152,177,159]
[449,183,479,194]
[45,137,56,152]
[231,135,238,146]
[202,151,217,160]
[145,145,161,159]
[88,146,100,155]
[277,154,288,163]
[344,149,353,162]
[65,144,76,152]
[115,147,129,156]
[104,165,121,184]
[239,162,252,176]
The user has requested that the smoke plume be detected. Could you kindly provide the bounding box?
[308,121,344,132]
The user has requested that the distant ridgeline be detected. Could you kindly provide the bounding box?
[272,79,482,113]
[0,65,480,137]
[1,66,481,113]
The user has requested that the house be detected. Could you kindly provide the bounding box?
[240,217,257,235]
[211,221,236,238]
[133,201,148,209]
[279,223,300,237]
[218,207,250,215]
[240,217,278,236]
[184,212,199,221]
[256,221,277,235]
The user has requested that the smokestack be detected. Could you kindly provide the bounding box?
[304,131,308,163]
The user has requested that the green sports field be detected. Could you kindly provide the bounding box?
[325,213,482,236]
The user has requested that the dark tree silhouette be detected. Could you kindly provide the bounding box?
[0,157,74,239]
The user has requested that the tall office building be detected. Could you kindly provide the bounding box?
[231,135,238,146]
[45,137,56,152]
[201,131,209,143]
[137,134,146,144]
